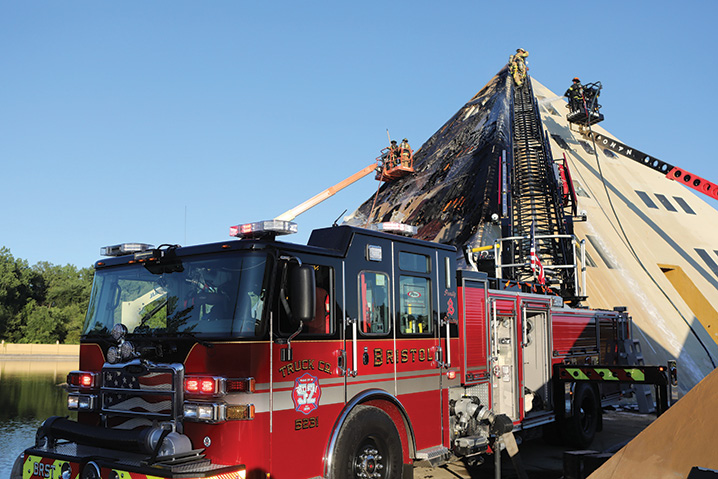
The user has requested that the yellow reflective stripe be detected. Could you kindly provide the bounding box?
[22,455,39,479]
[53,460,69,479]
[565,367,646,382]
[594,368,618,380]
[22,456,69,479]
[565,368,589,380]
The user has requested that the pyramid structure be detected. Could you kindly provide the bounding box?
[345,67,718,394]
[345,67,512,262]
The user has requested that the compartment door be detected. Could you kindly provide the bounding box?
[490,298,519,421]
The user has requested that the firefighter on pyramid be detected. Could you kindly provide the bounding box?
[509,48,529,87]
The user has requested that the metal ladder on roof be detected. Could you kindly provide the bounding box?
[508,77,576,294]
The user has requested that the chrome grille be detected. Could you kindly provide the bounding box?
[101,360,183,426]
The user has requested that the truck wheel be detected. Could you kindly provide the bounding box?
[329,405,403,479]
[563,383,600,448]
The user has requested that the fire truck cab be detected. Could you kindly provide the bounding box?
[16,222,633,479]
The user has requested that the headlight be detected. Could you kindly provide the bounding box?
[107,346,119,364]
[67,393,97,411]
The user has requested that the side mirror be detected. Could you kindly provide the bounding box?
[290,265,316,323]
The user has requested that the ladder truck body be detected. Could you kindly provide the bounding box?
[13,222,673,479]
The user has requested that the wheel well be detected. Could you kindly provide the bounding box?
[323,389,416,476]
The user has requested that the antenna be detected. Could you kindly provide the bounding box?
[332,209,347,227]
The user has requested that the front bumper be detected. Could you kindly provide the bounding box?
[20,443,245,479]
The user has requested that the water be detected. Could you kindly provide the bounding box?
[0,358,77,478]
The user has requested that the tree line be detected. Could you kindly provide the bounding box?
[0,247,94,344]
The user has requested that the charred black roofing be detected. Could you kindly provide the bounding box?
[344,66,514,267]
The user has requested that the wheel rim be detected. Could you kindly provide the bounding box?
[353,439,386,478]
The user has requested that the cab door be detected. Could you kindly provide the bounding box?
[393,248,444,449]
[270,256,344,478]
[341,236,396,398]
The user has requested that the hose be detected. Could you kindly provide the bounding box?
[37,416,155,453]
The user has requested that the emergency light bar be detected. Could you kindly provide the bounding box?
[229,220,298,239]
[101,243,155,257]
[371,222,418,237]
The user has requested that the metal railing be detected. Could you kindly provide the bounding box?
[467,233,587,297]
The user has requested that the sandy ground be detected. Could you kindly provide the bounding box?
[413,409,655,479]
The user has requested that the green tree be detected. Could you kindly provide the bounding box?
[0,247,38,339]
[0,248,94,344]
[19,300,64,344]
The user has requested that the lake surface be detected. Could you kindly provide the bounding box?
[0,358,78,478]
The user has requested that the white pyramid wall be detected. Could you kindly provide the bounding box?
[532,78,718,393]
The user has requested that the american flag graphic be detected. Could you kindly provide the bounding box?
[102,367,175,427]
[529,219,546,285]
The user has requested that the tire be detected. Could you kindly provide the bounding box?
[329,405,403,479]
[562,383,600,448]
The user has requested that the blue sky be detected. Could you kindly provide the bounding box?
[2,1,716,268]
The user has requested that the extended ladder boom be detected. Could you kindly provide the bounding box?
[275,163,377,222]
[505,76,578,299]
[592,133,718,201]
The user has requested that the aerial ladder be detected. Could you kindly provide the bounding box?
[589,132,718,202]
[499,75,581,301]
[561,77,717,202]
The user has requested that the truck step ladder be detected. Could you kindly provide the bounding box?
[620,339,655,413]
[415,445,451,466]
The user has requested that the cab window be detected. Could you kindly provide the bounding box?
[303,264,334,335]
[359,271,390,335]
[399,251,429,273]
[278,263,334,336]
[399,275,432,334]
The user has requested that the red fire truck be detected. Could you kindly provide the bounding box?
[14,220,661,479]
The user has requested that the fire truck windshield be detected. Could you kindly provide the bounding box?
[83,252,270,339]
